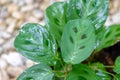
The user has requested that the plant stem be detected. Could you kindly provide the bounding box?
[91,65,114,68]
[58,57,65,71]
[100,70,115,78]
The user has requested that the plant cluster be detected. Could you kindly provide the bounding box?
[14,0,120,80]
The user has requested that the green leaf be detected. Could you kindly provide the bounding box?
[17,64,54,80]
[45,2,67,45]
[54,60,65,77]
[114,74,120,80]
[96,25,120,51]
[66,0,109,30]
[53,76,64,80]
[66,64,96,80]
[114,56,120,74]
[91,63,111,80]
[14,23,57,65]
[61,19,96,64]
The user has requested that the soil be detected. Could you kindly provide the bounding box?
[93,42,120,74]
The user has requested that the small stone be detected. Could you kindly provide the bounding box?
[0,7,9,18]
[112,11,120,24]
[0,19,3,25]
[40,3,49,11]
[0,31,11,39]
[27,16,39,22]
[1,52,23,66]
[17,20,24,28]
[2,38,15,51]
[32,10,43,19]
[7,4,19,13]
[21,5,34,12]
[7,66,24,79]
[12,11,24,19]
[0,70,9,80]
[0,23,6,31]
[105,17,113,26]
[0,58,8,69]
[26,59,34,67]
[6,19,16,33]
[0,0,10,5]
[0,47,2,54]
[12,0,25,6]
[0,38,4,45]
[25,0,33,4]
[39,21,45,26]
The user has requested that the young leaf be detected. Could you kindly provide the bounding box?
[114,56,120,74]
[66,64,96,80]
[91,63,111,80]
[45,2,66,45]
[96,25,120,51]
[61,19,96,64]
[14,23,57,65]
[17,64,54,80]
[66,0,109,30]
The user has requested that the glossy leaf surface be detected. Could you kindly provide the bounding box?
[45,2,66,45]
[66,0,109,30]
[96,25,120,51]
[114,56,120,74]
[17,64,54,80]
[14,23,57,65]
[61,19,96,64]
[66,64,96,80]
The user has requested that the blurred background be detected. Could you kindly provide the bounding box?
[0,0,120,80]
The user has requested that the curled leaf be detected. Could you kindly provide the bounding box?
[14,23,57,65]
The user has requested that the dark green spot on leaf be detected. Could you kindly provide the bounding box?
[81,34,87,39]
[73,27,78,33]
[70,36,74,43]
[79,46,85,49]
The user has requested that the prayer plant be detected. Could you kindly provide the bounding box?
[14,0,120,80]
